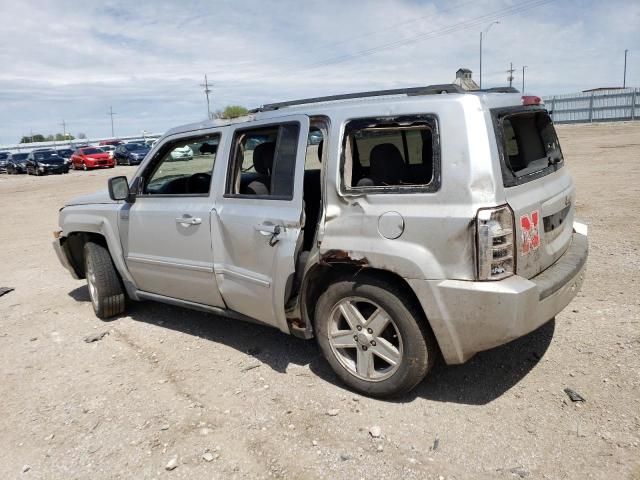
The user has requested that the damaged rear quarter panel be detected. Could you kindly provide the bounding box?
[319,98,501,281]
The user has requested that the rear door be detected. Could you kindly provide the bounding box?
[211,115,309,332]
[493,108,574,279]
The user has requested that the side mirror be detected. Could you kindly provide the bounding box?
[108,176,131,201]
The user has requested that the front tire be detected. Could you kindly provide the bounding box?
[84,242,126,319]
[315,275,437,398]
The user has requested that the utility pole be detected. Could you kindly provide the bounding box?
[522,65,528,93]
[107,106,116,137]
[200,74,213,120]
[60,119,67,143]
[623,49,628,88]
[479,21,500,89]
[507,62,515,88]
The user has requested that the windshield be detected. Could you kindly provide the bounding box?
[0,152,9,160]
[35,152,63,162]
[125,143,147,151]
[13,153,28,161]
[82,148,102,155]
[56,149,73,156]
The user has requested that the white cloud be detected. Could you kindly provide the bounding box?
[0,0,638,144]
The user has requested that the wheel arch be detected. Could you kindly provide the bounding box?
[62,231,109,279]
[301,263,440,355]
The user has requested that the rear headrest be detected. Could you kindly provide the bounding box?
[253,142,275,175]
[370,143,405,185]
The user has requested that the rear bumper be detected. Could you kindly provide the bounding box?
[409,223,588,364]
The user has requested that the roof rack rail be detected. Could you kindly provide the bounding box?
[251,84,466,112]
[482,86,520,93]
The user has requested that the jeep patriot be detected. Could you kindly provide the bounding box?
[53,85,588,396]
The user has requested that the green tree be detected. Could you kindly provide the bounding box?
[215,105,249,119]
[20,134,46,143]
[55,133,75,141]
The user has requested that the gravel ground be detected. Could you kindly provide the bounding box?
[0,122,639,479]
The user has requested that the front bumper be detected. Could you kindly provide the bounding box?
[40,165,69,174]
[409,224,588,364]
[87,162,114,168]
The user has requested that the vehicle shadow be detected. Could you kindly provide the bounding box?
[68,286,328,375]
[68,286,554,405]
[407,319,555,405]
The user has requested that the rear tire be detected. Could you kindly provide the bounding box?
[315,275,437,398]
[84,242,126,319]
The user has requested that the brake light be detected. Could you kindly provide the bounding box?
[476,205,515,280]
[522,95,542,106]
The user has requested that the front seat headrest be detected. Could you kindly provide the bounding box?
[252,142,276,175]
[370,143,405,185]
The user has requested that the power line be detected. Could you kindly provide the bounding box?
[209,0,556,90]
[288,0,556,75]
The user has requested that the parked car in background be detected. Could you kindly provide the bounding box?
[55,148,74,166]
[6,152,29,174]
[113,143,151,165]
[169,145,193,161]
[98,144,116,159]
[71,147,115,170]
[0,151,9,172]
[99,139,123,146]
[26,150,69,175]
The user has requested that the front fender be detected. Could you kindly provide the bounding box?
[60,204,136,290]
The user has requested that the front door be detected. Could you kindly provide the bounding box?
[211,115,309,332]
[123,131,225,307]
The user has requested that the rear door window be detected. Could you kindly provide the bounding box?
[494,109,563,186]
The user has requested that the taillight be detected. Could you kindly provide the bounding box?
[476,205,515,280]
[522,95,542,106]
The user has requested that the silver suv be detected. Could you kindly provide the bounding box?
[53,85,588,397]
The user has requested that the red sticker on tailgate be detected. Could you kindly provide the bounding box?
[520,210,540,255]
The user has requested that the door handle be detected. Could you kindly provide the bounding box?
[255,223,282,246]
[254,224,282,235]
[175,216,202,226]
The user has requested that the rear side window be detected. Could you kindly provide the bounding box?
[494,109,563,186]
[226,123,300,199]
[341,115,440,192]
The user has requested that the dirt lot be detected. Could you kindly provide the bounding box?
[1,122,639,480]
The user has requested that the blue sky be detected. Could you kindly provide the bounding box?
[0,0,638,145]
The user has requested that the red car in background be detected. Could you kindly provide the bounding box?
[99,139,123,146]
[71,147,115,170]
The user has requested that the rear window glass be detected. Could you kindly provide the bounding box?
[498,110,563,180]
[341,115,439,192]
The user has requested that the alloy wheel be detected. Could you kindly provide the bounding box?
[327,297,403,382]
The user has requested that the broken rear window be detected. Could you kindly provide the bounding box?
[494,109,564,186]
[341,115,440,193]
